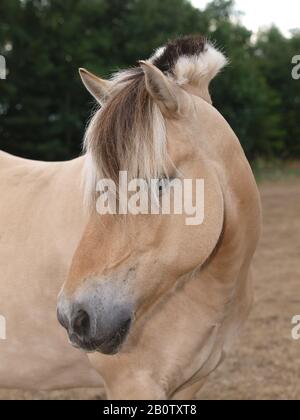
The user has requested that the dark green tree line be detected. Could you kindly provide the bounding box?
[0,0,299,161]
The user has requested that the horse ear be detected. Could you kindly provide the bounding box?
[139,61,179,115]
[79,68,113,105]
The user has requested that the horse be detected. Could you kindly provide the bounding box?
[0,36,262,400]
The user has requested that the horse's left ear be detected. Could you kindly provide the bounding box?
[79,68,113,105]
[139,61,181,115]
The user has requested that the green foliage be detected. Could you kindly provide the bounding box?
[255,27,300,157]
[0,0,299,161]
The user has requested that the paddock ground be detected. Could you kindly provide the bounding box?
[1,180,300,400]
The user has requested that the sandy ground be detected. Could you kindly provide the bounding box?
[200,181,300,400]
[1,181,300,400]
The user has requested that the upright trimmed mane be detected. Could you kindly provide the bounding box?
[83,36,227,203]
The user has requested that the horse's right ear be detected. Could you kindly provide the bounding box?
[79,68,113,105]
[139,61,181,116]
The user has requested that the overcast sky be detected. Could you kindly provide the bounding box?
[191,0,299,36]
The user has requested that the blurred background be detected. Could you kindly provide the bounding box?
[1,0,300,400]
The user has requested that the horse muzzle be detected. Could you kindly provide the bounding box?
[57,289,133,355]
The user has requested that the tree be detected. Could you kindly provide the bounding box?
[0,0,299,161]
[255,27,300,157]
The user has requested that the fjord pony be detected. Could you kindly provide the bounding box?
[0,37,261,399]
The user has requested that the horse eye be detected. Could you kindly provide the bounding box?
[158,177,171,193]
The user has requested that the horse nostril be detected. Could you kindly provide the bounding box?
[72,309,90,338]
